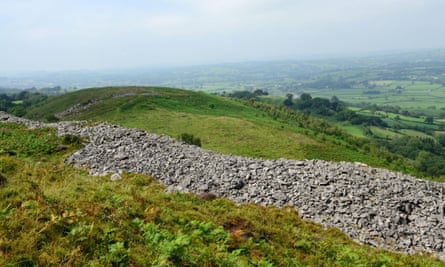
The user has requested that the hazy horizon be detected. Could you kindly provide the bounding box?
[1,0,445,73]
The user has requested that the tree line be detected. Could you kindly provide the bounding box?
[283,93,387,127]
[0,91,48,117]
[229,91,445,178]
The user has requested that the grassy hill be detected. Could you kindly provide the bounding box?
[27,86,415,174]
[1,121,444,265]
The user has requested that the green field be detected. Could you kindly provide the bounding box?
[335,124,366,138]
[342,104,442,140]
[307,81,445,116]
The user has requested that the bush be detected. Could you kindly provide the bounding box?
[45,114,60,122]
[62,134,83,146]
[178,133,201,147]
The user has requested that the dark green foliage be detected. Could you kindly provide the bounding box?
[45,114,60,122]
[385,136,443,160]
[0,91,48,117]
[415,152,445,177]
[0,94,12,110]
[283,93,293,107]
[229,89,268,99]
[438,135,445,147]
[424,116,434,124]
[178,133,202,147]
[8,105,27,117]
[62,134,83,146]
[284,93,388,127]
[286,93,325,113]
[380,135,445,177]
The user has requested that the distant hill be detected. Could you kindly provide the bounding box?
[2,48,444,92]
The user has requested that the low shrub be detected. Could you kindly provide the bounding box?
[178,133,201,147]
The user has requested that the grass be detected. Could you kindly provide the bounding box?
[369,126,403,139]
[0,123,61,156]
[1,123,445,266]
[399,129,433,138]
[90,108,314,159]
[30,86,437,177]
[345,104,443,142]
[339,125,366,137]
[28,86,397,167]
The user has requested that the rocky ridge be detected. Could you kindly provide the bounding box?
[1,111,445,259]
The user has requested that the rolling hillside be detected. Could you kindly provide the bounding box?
[1,120,444,266]
[3,86,445,265]
[27,86,413,173]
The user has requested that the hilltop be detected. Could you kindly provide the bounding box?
[26,86,415,175]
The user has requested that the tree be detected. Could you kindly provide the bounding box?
[311,97,332,115]
[9,106,26,117]
[283,93,293,107]
[424,116,434,124]
[253,89,268,96]
[438,135,445,147]
[299,93,312,102]
[296,93,312,110]
[330,96,341,111]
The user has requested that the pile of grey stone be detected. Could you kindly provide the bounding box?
[1,111,445,259]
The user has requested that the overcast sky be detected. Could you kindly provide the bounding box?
[1,0,444,73]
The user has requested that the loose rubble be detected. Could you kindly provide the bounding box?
[1,111,445,259]
[55,98,100,118]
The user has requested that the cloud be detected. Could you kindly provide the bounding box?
[0,0,433,41]
[0,0,443,72]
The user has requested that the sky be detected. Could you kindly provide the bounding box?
[0,0,444,73]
